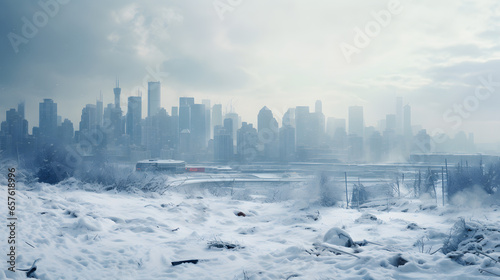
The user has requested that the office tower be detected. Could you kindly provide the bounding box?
[96,98,103,128]
[79,104,97,131]
[224,112,239,145]
[39,99,58,139]
[282,108,295,127]
[114,79,121,110]
[58,119,74,145]
[258,106,274,134]
[202,99,211,140]
[179,128,191,156]
[257,106,279,160]
[348,106,364,137]
[295,106,310,147]
[179,97,194,131]
[190,103,207,151]
[279,124,295,162]
[148,81,161,117]
[169,106,179,149]
[310,100,325,147]
[214,119,234,162]
[171,106,178,117]
[18,101,25,119]
[127,96,142,146]
[396,96,403,135]
[180,97,195,107]
[0,107,28,156]
[237,122,258,162]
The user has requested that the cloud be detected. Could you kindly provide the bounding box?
[0,0,500,143]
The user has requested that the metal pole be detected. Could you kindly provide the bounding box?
[441,167,445,206]
[345,172,349,209]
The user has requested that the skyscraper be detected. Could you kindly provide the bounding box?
[114,79,121,110]
[348,106,364,137]
[39,99,58,139]
[79,104,97,131]
[127,96,142,146]
[179,97,194,132]
[257,106,279,160]
[190,103,207,151]
[148,81,161,117]
[295,106,310,147]
[237,122,258,162]
[202,99,211,140]
[96,98,103,128]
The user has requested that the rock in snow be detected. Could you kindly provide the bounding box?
[323,227,355,247]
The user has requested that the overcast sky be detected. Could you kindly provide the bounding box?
[1,0,500,143]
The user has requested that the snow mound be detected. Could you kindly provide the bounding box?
[355,213,380,224]
[323,227,355,247]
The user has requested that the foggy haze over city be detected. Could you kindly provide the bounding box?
[2,0,500,145]
[4,1,500,279]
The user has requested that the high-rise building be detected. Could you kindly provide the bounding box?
[79,104,97,131]
[224,112,239,145]
[202,99,211,140]
[190,103,207,151]
[295,106,310,147]
[148,81,161,117]
[310,100,325,147]
[96,98,103,128]
[348,106,364,137]
[257,106,279,160]
[18,101,25,119]
[127,96,142,146]
[214,119,234,162]
[58,119,74,145]
[179,97,194,132]
[282,108,295,127]
[39,99,58,139]
[237,122,258,162]
[114,80,121,110]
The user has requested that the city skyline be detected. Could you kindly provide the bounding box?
[2,1,500,144]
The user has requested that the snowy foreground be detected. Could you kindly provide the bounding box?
[2,177,500,280]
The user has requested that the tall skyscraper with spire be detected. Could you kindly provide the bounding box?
[114,79,121,110]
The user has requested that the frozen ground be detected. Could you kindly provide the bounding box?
[1,176,500,280]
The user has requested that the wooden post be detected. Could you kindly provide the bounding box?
[345,172,349,209]
[441,167,445,206]
[445,159,448,203]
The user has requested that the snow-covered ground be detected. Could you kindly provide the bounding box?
[2,175,500,280]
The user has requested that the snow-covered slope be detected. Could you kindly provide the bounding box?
[2,177,500,279]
